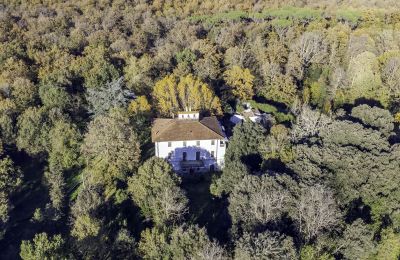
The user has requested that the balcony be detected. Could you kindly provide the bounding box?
[180,160,205,169]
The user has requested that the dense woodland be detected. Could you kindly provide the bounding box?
[1,0,400,259]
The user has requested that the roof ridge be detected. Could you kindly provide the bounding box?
[200,116,225,138]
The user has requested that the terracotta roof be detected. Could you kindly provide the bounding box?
[152,116,225,142]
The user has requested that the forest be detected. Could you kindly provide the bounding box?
[1,0,400,259]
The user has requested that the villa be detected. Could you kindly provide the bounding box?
[151,111,227,173]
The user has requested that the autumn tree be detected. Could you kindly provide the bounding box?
[153,74,221,116]
[128,95,151,115]
[223,65,254,101]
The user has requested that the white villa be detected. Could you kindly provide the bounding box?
[151,111,227,173]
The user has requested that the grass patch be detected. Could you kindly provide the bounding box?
[248,100,294,123]
[336,9,363,24]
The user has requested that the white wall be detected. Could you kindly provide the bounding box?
[155,139,226,172]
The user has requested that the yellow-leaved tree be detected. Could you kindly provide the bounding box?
[223,66,254,101]
[128,96,151,115]
[153,74,221,116]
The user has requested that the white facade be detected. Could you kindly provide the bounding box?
[155,138,226,173]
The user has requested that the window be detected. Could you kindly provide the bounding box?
[220,140,224,147]
[196,140,200,146]
[211,140,215,145]
[183,152,187,161]
[211,151,215,158]
[168,142,171,147]
[196,151,200,160]
[183,141,187,147]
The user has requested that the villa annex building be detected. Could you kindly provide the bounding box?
[151,111,227,173]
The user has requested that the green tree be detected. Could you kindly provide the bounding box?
[48,120,82,171]
[338,219,377,260]
[16,107,50,155]
[0,154,22,238]
[346,51,389,106]
[0,98,18,144]
[74,45,120,89]
[139,225,226,260]
[128,157,188,225]
[351,104,394,136]
[38,84,71,111]
[81,109,140,199]
[124,54,153,95]
[11,77,38,110]
[20,233,66,260]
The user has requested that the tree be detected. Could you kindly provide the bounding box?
[20,233,66,260]
[229,175,291,232]
[70,183,104,241]
[48,120,82,171]
[224,120,266,169]
[153,74,221,117]
[124,54,153,95]
[291,105,331,142]
[81,109,140,199]
[139,225,226,260]
[338,219,376,260]
[210,160,249,197]
[38,84,71,111]
[346,51,389,106]
[223,65,254,101]
[0,155,22,238]
[374,228,400,259]
[263,124,293,162]
[128,95,151,115]
[86,77,132,116]
[292,185,341,242]
[234,231,297,260]
[16,107,50,155]
[11,77,38,110]
[74,44,120,89]
[0,98,18,144]
[128,157,187,225]
[381,55,400,100]
[350,104,394,136]
[261,73,297,106]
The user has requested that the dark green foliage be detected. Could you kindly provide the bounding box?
[351,104,394,136]
[224,121,266,168]
[128,157,188,226]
